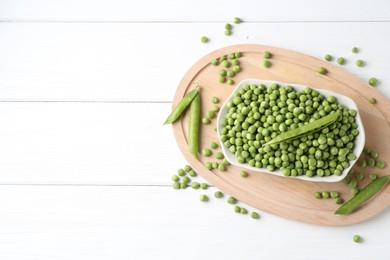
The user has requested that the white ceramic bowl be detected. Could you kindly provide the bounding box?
[217,79,365,182]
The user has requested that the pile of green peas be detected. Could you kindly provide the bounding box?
[219,83,360,177]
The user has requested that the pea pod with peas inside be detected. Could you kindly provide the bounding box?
[188,92,201,158]
[164,86,199,124]
[335,175,390,215]
[263,113,340,147]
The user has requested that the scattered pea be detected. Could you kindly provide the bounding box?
[184,165,192,172]
[219,76,226,83]
[182,176,191,184]
[225,29,232,36]
[222,159,230,166]
[370,151,378,159]
[218,164,226,171]
[356,59,364,67]
[233,65,241,73]
[234,52,242,58]
[240,208,248,214]
[202,117,210,125]
[263,60,271,68]
[330,191,340,198]
[234,205,241,213]
[227,70,236,77]
[376,161,386,169]
[227,79,235,85]
[201,183,209,190]
[212,96,219,104]
[211,59,220,67]
[263,51,271,59]
[337,57,345,65]
[314,191,322,199]
[214,191,224,198]
[368,77,378,87]
[222,60,231,68]
[232,59,240,65]
[172,182,180,189]
[202,148,212,157]
[211,105,220,113]
[351,187,359,195]
[172,175,180,182]
[225,23,232,30]
[200,194,208,202]
[358,159,367,168]
[367,158,375,167]
[191,182,200,189]
[212,162,218,169]
[352,47,359,53]
[319,67,328,75]
[227,196,237,204]
[369,97,377,104]
[240,170,248,178]
[324,54,333,61]
[322,192,330,199]
[349,180,358,188]
[205,162,212,170]
[180,182,187,189]
[250,212,260,219]
[356,172,364,181]
[335,198,344,204]
[178,168,186,176]
[210,141,219,149]
[207,111,215,119]
[200,36,209,43]
[369,173,377,180]
[227,53,235,59]
[364,147,372,154]
[233,17,241,24]
[353,235,362,243]
[215,152,224,160]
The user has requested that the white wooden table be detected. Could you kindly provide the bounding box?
[0,1,390,259]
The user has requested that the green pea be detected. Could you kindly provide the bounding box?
[370,151,378,158]
[200,36,209,43]
[353,235,362,243]
[356,172,364,181]
[205,162,212,170]
[202,148,212,157]
[188,170,196,177]
[322,192,330,198]
[227,70,236,77]
[212,97,219,104]
[218,164,226,171]
[212,162,218,169]
[337,57,345,65]
[172,175,180,182]
[180,182,187,189]
[234,52,242,58]
[200,194,208,202]
[172,182,180,189]
[184,165,192,172]
[367,158,375,167]
[225,29,232,36]
[225,23,232,30]
[318,67,328,75]
[356,59,364,67]
[222,158,230,166]
[330,191,340,198]
[352,47,359,53]
[202,117,210,125]
[227,196,237,204]
[219,76,226,83]
[263,60,271,68]
[210,142,219,149]
[368,77,378,87]
[233,17,241,24]
[240,208,248,214]
[211,59,219,66]
[201,183,209,190]
[234,205,241,213]
[178,169,186,176]
[364,147,372,154]
[214,191,224,198]
[240,170,248,178]
[182,176,191,184]
[369,97,377,104]
[335,198,344,204]
[222,60,231,68]
[233,65,241,73]
[376,161,386,169]
[324,54,332,61]
[369,173,377,180]
[191,182,200,189]
[250,212,260,219]
[207,111,215,119]
[263,51,271,59]
[215,152,224,159]
[358,159,367,168]
[227,79,235,85]
[351,187,359,195]
[314,192,322,199]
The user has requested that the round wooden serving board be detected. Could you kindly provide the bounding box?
[172,44,390,226]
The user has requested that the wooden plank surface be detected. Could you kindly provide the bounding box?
[0,185,388,260]
[1,0,389,21]
[0,22,389,101]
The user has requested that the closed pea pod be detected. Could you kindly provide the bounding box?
[188,93,201,158]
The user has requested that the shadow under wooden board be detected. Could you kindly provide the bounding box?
[172,44,390,226]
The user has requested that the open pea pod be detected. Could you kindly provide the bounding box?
[263,113,340,147]
[164,86,199,125]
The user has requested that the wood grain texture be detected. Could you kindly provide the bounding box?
[1,0,389,21]
[172,44,390,226]
[0,22,389,101]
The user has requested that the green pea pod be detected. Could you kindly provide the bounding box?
[263,113,339,147]
[188,92,201,158]
[164,86,199,125]
[335,175,390,215]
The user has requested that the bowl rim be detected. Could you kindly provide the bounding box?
[216,79,366,183]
